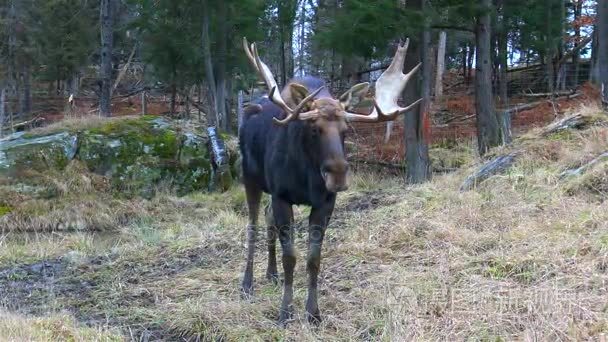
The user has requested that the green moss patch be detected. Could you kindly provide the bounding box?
[0,206,12,216]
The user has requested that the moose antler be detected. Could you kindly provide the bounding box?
[344,39,422,123]
[243,38,322,125]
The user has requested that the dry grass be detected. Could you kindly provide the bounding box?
[1,104,608,340]
[0,311,122,341]
[26,115,128,136]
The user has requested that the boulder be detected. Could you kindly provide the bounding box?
[0,116,239,198]
[0,131,78,174]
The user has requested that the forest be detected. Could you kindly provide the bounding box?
[1,1,606,156]
[0,0,608,340]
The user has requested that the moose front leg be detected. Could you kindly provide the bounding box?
[272,197,296,325]
[306,198,335,324]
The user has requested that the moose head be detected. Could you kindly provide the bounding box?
[243,38,421,193]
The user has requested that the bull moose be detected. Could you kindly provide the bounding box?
[239,37,421,325]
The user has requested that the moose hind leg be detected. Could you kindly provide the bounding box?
[240,180,262,297]
[265,204,279,283]
[272,197,296,325]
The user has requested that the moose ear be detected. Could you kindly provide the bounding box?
[282,82,312,110]
[288,83,310,103]
[339,82,370,109]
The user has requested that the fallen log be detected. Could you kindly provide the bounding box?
[521,90,575,98]
[10,115,46,131]
[444,80,465,91]
[460,152,519,191]
[444,113,475,124]
[504,101,545,114]
[505,93,582,115]
[560,151,608,178]
[350,158,458,174]
[542,112,597,136]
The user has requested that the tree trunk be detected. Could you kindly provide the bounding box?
[435,31,447,98]
[225,76,233,131]
[467,42,474,84]
[237,90,245,134]
[20,64,32,115]
[170,82,177,116]
[99,0,114,117]
[297,0,306,77]
[68,72,80,97]
[497,0,508,106]
[599,0,608,109]
[461,45,467,80]
[201,0,218,127]
[545,0,555,94]
[491,32,498,93]
[279,31,287,87]
[496,0,511,144]
[404,0,431,184]
[197,85,202,121]
[573,0,582,87]
[591,26,599,83]
[0,85,5,137]
[278,0,296,86]
[7,0,16,122]
[185,91,190,120]
[141,90,147,116]
[475,0,501,155]
[215,0,228,131]
[557,0,567,91]
[498,36,508,106]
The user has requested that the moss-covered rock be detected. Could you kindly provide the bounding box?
[0,116,237,198]
[0,132,78,176]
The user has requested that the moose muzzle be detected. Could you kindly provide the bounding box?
[321,159,349,193]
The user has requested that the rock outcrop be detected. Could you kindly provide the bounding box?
[0,116,238,198]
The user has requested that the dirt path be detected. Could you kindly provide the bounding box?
[0,243,225,340]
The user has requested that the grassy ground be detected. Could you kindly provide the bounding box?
[1,105,608,341]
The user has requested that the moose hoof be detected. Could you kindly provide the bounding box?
[240,283,254,299]
[306,309,322,325]
[278,307,294,326]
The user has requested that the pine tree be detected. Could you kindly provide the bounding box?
[30,0,97,91]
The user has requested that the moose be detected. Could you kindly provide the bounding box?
[239,37,421,325]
